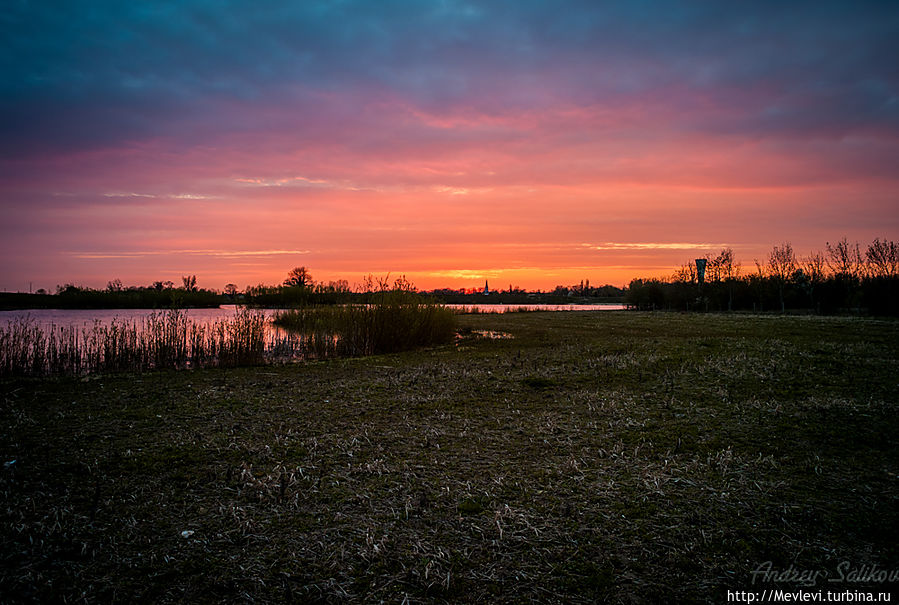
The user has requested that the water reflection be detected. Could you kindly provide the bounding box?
[448,303,626,313]
[0,303,625,329]
[0,304,625,375]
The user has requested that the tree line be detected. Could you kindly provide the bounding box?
[0,275,224,310]
[626,238,899,315]
[246,270,626,306]
[6,241,897,315]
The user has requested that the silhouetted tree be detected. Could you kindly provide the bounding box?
[825,238,863,311]
[766,243,796,313]
[802,251,827,312]
[865,238,899,278]
[716,248,741,311]
[325,279,350,292]
[625,278,667,310]
[862,238,899,316]
[284,266,312,288]
[826,237,863,278]
[181,275,198,292]
[672,262,697,284]
[709,248,739,282]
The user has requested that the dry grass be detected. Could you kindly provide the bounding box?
[1,312,897,603]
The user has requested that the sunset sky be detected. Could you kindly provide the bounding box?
[2,1,898,292]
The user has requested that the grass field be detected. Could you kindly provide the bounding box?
[1,311,898,603]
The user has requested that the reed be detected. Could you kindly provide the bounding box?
[0,308,280,377]
[274,291,456,358]
[453,305,538,315]
[1,295,455,376]
[453,305,484,315]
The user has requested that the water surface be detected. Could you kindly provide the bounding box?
[0,303,626,329]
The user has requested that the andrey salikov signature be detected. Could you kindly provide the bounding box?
[751,561,899,587]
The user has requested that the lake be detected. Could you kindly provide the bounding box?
[448,303,626,313]
[0,303,626,331]
[0,303,627,375]
[0,305,280,331]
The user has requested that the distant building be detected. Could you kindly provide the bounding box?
[484,280,489,295]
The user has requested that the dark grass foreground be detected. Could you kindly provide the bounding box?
[1,312,898,603]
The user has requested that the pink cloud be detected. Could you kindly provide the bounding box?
[3,79,898,292]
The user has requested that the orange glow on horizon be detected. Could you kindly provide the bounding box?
[4,4,898,294]
[3,80,897,294]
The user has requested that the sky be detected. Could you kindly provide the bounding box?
[2,1,898,292]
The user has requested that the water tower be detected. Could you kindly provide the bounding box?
[695,258,707,285]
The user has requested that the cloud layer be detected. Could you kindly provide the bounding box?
[2,1,897,290]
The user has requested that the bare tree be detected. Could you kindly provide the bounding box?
[718,248,740,281]
[711,247,741,311]
[801,251,827,313]
[673,262,697,284]
[825,238,862,278]
[703,252,721,283]
[224,283,238,298]
[767,243,797,281]
[767,243,796,313]
[705,247,740,283]
[802,251,827,284]
[284,266,313,288]
[865,238,899,278]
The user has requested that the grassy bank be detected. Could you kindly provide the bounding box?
[1,312,897,603]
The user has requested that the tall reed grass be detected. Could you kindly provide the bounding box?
[273,292,456,358]
[0,309,285,377]
[1,294,457,377]
[453,305,536,315]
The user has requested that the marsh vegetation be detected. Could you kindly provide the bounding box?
[272,274,456,358]
[273,299,456,357]
[0,285,457,377]
[0,308,273,376]
[1,312,897,602]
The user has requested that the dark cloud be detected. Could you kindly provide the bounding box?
[1,1,897,158]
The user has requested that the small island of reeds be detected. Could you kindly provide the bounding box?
[272,286,456,358]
